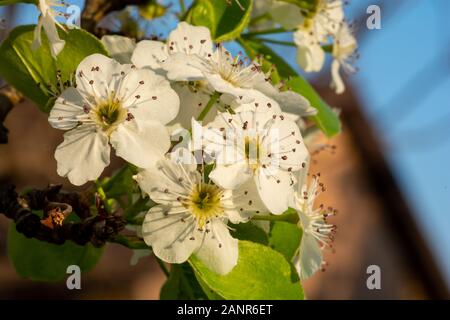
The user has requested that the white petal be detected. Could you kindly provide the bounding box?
[142,206,201,264]
[231,89,282,114]
[167,21,213,58]
[294,31,325,72]
[195,219,238,275]
[252,81,317,117]
[333,23,357,57]
[162,53,206,81]
[203,72,249,99]
[318,0,344,36]
[330,59,345,94]
[101,35,136,64]
[256,169,295,214]
[134,151,198,204]
[276,91,317,116]
[119,68,180,125]
[209,162,252,190]
[75,54,124,101]
[42,14,65,57]
[55,125,110,186]
[262,116,309,172]
[294,155,311,198]
[131,40,168,70]
[224,179,268,223]
[49,88,86,130]
[110,120,170,169]
[32,16,43,50]
[170,84,216,128]
[294,232,323,280]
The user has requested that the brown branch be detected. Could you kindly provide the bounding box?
[0,184,125,247]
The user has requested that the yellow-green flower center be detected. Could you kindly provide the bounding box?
[91,97,127,135]
[186,183,223,228]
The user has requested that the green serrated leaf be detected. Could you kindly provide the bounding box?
[0,25,108,112]
[187,0,253,42]
[268,221,302,261]
[7,222,103,282]
[189,240,304,300]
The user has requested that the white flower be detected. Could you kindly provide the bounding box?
[131,22,215,127]
[166,44,315,118]
[203,101,309,214]
[292,175,337,280]
[48,54,180,185]
[293,0,344,72]
[294,30,326,73]
[134,152,264,274]
[132,22,315,123]
[132,21,213,75]
[330,23,357,94]
[32,0,68,58]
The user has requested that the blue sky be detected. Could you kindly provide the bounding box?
[349,0,450,285]
[2,0,449,285]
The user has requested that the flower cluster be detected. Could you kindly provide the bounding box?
[48,22,336,278]
[252,0,358,94]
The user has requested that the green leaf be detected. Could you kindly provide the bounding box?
[239,38,341,137]
[268,221,302,261]
[160,263,208,300]
[101,165,137,200]
[189,241,304,299]
[187,0,253,42]
[230,222,268,245]
[122,197,151,222]
[195,272,224,300]
[287,76,341,137]
[0,25,108,112]
[7,222,103,282]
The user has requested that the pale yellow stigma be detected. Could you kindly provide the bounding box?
[91,97,127,135]
[185,183,223,228]
[244,136,264,171]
